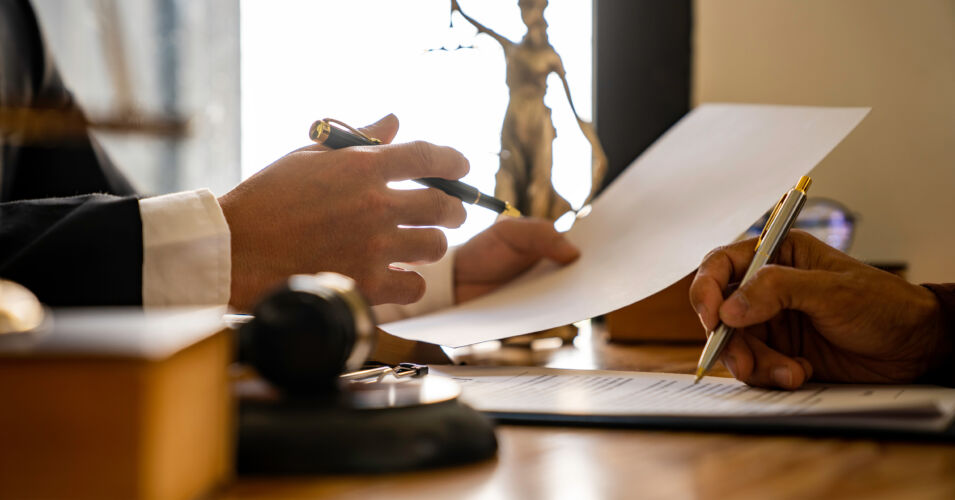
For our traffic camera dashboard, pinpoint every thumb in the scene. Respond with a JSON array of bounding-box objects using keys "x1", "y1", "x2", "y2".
[
  {"x1": 359, "y1": 113, "x2": 399, "y2": 145},
  {"x1": 497, "y1": 218, "x2": 580, "y2": 264},
  {"x1": 719, "y1": 265, "x2": 834, "y2": 328}
]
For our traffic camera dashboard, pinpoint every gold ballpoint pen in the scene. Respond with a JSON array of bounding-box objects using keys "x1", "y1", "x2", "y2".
[{"x1": 694, "y1": 175, "x2": 813, "y2": 384}]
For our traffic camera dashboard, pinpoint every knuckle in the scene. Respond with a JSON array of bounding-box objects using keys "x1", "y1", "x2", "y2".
[
  {"x1": 701, "y1": 245, "x2": 728, "y2": 265},
  {"x1": 365, "y1": 233, "x2": 390, "y2": 259},
  {"x1": 431, "y1": 190, "x2": 465, "y2": 227},
  {"x1": 788, "y1": 229, "x2": 812, "y2": 244},
  {"x1": 360, "y1": 189, "x2": 394, "y2": 217},
  {"x1": 428, "y1": 189, "x2": 448, "y2": 218},
  {"x1": 341, "y1": 148, "x2": 371, "y2": 169},
  {"x1": 360, "y1": 272, "x2": 385, "y2": 301},
  {"x1": 755, "y1": 266, "x2": 784, "y2": 291},
  {"x1": 346, "y1": 149, "x2": 385, "y2": 180},
  {"x1": 411, "y1": 141, "x2": 434, "y2": 170}
]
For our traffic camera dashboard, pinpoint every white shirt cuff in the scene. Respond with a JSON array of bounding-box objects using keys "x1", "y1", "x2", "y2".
[
  {"x1": 372, "y1": 248, "x2": 456, "y2": 324},
  {"x1": 139, "y1": 189, "x2": 231, "y2": 307}
]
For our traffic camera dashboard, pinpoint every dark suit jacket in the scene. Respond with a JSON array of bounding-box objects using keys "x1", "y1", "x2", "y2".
[{"x1": 0, "y1": 0, "x2": 143, "y2": 305}]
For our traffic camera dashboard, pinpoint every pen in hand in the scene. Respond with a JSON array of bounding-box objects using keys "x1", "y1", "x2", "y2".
[
  {"x1": 309, "y1": 118, "x2": 521, "y2": 217},
  {"x1": 694, "y1": 175, "x2": 813, "y2": 384}
]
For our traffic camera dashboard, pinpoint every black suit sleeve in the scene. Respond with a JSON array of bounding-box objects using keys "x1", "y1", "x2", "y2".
[
  {"x1": 0, "y1": 195, "x2": 143, "y2": 306},
  {"x1": 0, "y1": 0, "x2": 144, "y2": 306}
]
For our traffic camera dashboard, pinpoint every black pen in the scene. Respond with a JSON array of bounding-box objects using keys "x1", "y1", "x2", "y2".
[{"x1": 309, "y1": 118, "x2": 521, "y2": 217}]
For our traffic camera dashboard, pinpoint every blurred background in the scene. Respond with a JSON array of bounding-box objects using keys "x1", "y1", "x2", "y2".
[{"x1": 31, "y1": 0, "x2": 955, "y2": 282}]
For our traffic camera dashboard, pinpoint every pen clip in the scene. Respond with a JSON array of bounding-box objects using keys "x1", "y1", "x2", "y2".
[
  {"x1": 323, "y1": 118, "x2": 382, "y2": 144},
  {"x1": 756, "y1": 192, "x2": 789, "y2": 251}
]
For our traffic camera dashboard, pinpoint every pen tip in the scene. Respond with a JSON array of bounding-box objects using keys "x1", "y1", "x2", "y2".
[{"x1": 693, "y1": 367, "x2": 705, "y2": 384}]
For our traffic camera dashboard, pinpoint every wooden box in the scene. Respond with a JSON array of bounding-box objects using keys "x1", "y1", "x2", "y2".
[
  {"x1": 605, "y1": 272, "x2": 705, "y2": 343},
  {"x1": 0, "y1": 308, "x2": 232, "y2": 500}
]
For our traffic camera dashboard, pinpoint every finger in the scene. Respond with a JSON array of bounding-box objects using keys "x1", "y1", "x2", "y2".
[
  {"x1": 690, "y1": 239, "x2": 758, "y2": 332},
  {"x1": 358, "y1": 113, "x2": 399, "y2": 145},
  {"x1": 390, "y1": 188, "x2": 467, "y2": 228},
  {"x1": 719, "y1": 265, "x2": 837, "y2": 329},
  {"x1": 795, "y1": 356, "x2": 814, "y2": 381},
  {"x1": 299, "y1": 114, "x2": 400, "y2": 152},
  {"x1": 718, "y1": 333, "x2": 755, "y2": 380},
  {"x1": 363, "y1": 267, "x2": 427, "y2": 305},
  {"x1": 373, "y1": 141, "x2": 470, "y2": 182},
  {"x1": 388, "y1": 227, "x2": 449, "y2": 265},
  {"x1": 493, "y1": 218, "x2": 581, "y2": 264},
  {"x1": 738, "y1": 334, "x2": 810, "y2": 390}
]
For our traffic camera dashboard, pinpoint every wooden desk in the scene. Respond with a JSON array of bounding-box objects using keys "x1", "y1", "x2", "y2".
[{"x1": 224, "y1": 323, "x2": 955, "y2": 500}]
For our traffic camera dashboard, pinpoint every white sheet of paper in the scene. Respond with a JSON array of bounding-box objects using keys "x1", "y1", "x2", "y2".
[
  {"x1": 381, "y1": 104, "x2": 870, "y2": 347},
  {"x1": 432, "y1": 366, "x2": 955, "y2": 432}
]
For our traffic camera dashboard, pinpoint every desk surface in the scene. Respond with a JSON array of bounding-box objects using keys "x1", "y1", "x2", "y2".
[{"x1": 224, "y1": 323, "x2": 955, "y2": 500}]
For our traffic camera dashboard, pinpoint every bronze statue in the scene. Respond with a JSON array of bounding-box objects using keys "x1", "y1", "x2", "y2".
[{"x1": 451, "y1": 0, "x2": 607, "y2": 221}]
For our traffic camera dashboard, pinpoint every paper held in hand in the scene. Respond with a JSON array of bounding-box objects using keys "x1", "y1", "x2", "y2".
[{"x1": 381, "y1": 103, "x2": 870, "y2": 347}]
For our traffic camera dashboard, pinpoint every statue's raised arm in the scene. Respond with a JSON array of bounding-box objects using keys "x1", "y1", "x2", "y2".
[{"x1": 451, "y1": 0, "x2": 515, "y2": 50}]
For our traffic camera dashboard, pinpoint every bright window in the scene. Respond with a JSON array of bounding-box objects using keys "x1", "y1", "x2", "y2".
[{"x1": 241, "y1": 0, "x2": 593, "y2": 244}]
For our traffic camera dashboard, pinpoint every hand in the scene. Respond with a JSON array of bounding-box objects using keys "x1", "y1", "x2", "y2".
[
  {"x1": 689, "y1": 230, "x2": 948, "y2": 390},
  {"x1": 219, "y1": 114, "x2": 468, "y2": 310},
  {"x1": 453, "y1": 217, "x2": 580, "y2": 303}
]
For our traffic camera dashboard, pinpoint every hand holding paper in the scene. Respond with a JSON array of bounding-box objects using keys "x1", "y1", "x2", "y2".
[{"x1": 382, "y1": 104, "x2": 870, "y2": 347}]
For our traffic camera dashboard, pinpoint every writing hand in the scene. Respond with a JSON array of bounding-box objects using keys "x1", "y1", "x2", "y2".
[
  {"x1": 453, "y1": 217, "x2": 579, "y2": 303},
  {"x1": 689, "y1": 230, "x2": 948, "y2": 389},
  {"x1": 220, "y1": 114, "x2": 468, "y2": 310}
]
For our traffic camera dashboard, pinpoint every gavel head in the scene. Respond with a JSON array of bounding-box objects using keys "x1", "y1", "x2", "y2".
[{"x1": 238, "y1": 273, "x2": 376, "y2": 395}]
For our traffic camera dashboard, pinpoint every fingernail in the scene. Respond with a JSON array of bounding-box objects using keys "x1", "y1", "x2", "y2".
[
  {"x1": 772, "y1": 366, "x2": 792, "y2": 387},
  {"x1": 723, "y1": 292, "x2": 749, "y2": 318},
  {"x1": 724, "y1": 355, "x2": 738, "y2": 378},
  {"x1": 696, "y1": 310, "x2": 709, "y2": 333}
]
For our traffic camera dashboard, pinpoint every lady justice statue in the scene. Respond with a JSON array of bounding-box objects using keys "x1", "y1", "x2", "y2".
[{"x1": 451, "y1": 0, "x2": 607, "y2": 221}]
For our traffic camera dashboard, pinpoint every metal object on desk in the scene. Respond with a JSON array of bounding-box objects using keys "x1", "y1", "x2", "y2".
[
  {"x1": 237, "y1": 272, "x2": 376, "y2": 394},
  {"x1": 234, "y1": 273, "x2": 496, "y2": 475}
]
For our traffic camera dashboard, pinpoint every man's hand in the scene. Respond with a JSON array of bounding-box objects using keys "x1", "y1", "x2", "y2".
[
  {"x1": 690, "y1": 230, "x2": 948, "y2": 390},
  {"x1": 219, "y1": 114, "x2": 468, "y2": 310},
  {"x1": 453, "y1": 217, "x2": 580, "y2": 303}
]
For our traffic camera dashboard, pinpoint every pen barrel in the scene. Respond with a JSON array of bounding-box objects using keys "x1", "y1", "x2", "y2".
[
  {"x1": 322, "y1": 126, "x2": 377, "y2": 149},
  {"x1": 417, "y1": 177, "x2": 481, "y2": 205},
  {"x1": 742, "y1": 190, "x2": 807, "y2": 284}
]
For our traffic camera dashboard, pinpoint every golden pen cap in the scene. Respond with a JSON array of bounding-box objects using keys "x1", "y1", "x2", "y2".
[{"x1": 309, "y1": 119, "x2": 331, "y2": 143}]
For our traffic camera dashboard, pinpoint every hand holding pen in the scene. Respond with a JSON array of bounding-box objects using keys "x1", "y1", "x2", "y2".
[
  {"x1": 219, "y1": 114, "x2": 468, "y2": 309},
  {"x1": 689, "y1": 227, "x2": 950, "y2": 390},
  {"x1": 694, "y1": 176, "x2": 812, "y2": 384}
]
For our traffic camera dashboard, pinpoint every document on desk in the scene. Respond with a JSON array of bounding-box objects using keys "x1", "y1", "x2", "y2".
[
  {"x1": 381, "y1": 104, "x2": 870, "y2": 347},
  {"x1": 431, "y1": 366, "x2": 955, "y2": 434}
]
